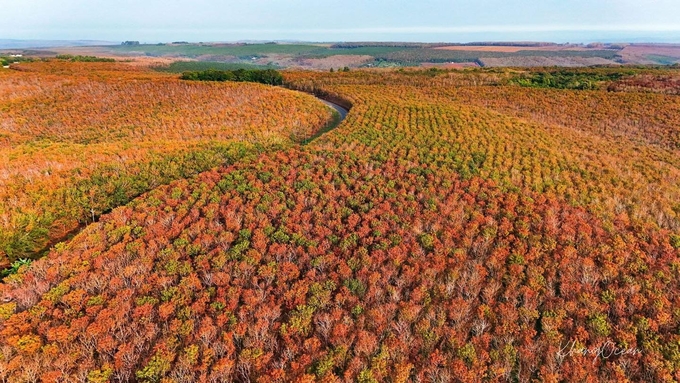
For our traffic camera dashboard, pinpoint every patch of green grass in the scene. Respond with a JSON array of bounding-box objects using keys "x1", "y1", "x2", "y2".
[{"x1": 1, "y1": 258, "x2": 32, "y2": 279}]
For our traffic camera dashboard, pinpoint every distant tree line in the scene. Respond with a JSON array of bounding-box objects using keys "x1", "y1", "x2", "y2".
[
  {"x1": 121, "y1": 41, "x2": 140, "y2": 46},
  {"x1": 56, "y1": 55, "x2": 116, "y2": 63},
  {"x1": 180, "y1": 69, "x2": 284, "y2": 85}
]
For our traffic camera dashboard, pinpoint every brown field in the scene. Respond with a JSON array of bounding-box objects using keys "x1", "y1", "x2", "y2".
[
  {"x1": 622, "y1": 44, "x2": 680, "y2": 57},
  {"x1": 619, "y1": 44, "x2": 680, "y2": 64}
]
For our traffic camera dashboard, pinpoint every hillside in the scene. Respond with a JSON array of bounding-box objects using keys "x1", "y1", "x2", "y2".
[{"x1": 0, "y1": 63, "x2": 679, "y2": 382}]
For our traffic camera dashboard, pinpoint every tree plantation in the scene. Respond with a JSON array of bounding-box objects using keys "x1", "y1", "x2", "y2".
[
  {"x1": 0, "y1": 62, "x2": 332, "y2": 265},
  {"x1": 0, "y1": 61, "x2": 678, "y2": 382}
]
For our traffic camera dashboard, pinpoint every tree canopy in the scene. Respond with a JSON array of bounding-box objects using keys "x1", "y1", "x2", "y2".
[{"x1": 180, "y1": 69, "x2": 284, "y2": 85}]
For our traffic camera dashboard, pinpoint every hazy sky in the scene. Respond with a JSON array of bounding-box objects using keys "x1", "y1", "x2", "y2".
[{"x1": 3, "y1": 0, "x2": 680, "y2": 43}]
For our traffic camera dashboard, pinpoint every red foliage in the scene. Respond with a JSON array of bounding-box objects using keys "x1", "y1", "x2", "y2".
[{"x1": 0, "y1": 66, "x2": 678, "y2": 381}]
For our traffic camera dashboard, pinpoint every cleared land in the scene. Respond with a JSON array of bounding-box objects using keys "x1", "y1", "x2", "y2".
[{"x1": 619, "y1": 44, "x2": 680, "y2": 65}]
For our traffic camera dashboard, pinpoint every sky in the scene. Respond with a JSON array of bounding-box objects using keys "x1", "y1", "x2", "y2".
[{"x1": 2, "y1": 0, "x2": 680, "y2": 43}]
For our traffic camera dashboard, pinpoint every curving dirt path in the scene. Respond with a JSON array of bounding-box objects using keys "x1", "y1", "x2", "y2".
[
  {"x1": 298, "y1": 96, "x2": 349, "y2": 144},
  {"x1": 317, "y1": 98, "x2": 349, "y2": 121}
]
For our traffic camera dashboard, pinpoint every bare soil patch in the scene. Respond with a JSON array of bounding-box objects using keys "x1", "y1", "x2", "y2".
[{"x1": 621, "y1": 44, "x2": 680, "y2": 58}]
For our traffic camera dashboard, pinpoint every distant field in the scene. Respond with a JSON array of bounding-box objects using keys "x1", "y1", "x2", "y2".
[
  {"x1": 645, "y1": 55, "x2": 680, "y2": 65},
  {"x1": 618, "y1": 44, "x2": 680, "y2": 65},
  {"x1": 375, "y1": 48, "x2": 621, "y2": 65},
  {"x1": 21, "y1": 42, "x2": 680, "y2": 68},
  {"x1": 434, "y1": 45, "x2": 604, "y2": 52},
  {"x1": 111, "y1": 43, "x2": 620, "y2": 61},
  {"x1": 322, "y1": 46, "x2": 415, "y2": 56},
  {"x1": 622, "y1": 44, "x2": 680, "y2": 58},
  {"x1": 112, "y1": 44, "x2": 416, "y2": 59}
]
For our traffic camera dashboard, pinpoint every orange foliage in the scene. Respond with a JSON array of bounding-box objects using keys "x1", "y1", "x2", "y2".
[
  {"x1": 0, "y1": 65, "x2": 678, "y2": 381},
  {"x1": 0, "y1": 62, "x2": 333, "y2": 264}
]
